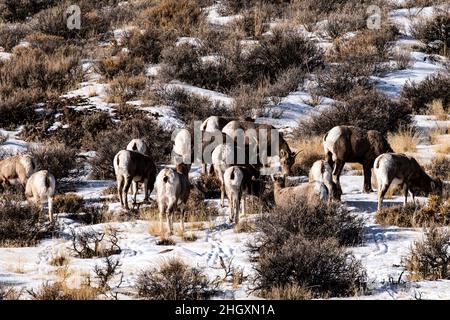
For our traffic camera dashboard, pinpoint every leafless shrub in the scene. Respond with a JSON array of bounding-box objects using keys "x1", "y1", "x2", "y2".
[
  {"x1": 401, "y1": 73, "x2": 450, "y2": 113},
  {"x1": 427, "y1": 156, "x2": 450, "y2": 181},
  {"x1": 93, "y1": 256, "x2": 123, "y2": 297},
  {"x1": 297, "y1": 88, "x2": 411, "y2": 136},
  {"x1": 153, "y1": 87, "x2": 232, "y2": 127},
  {"x1": 411, "y1": 10, "x2": 450, "y2": 56},
  {"x1": 393, "y1": 49, "x2": 412, "y2": 70},
  {"x1": 0, "y1": 284, "x2": 21, "y2": 300},
  {"x1": 53, "y1": 193, "x2": 85, "y2": 214},
  {"x1": 259, "y1": 197, "x2": 365, "y2": 246},
  {"x1": 70, "y1": 227, "x2": 121, "y2": 259},
  {"x1": 375, "y1": 196, "x2": 450, "y2": 228},
  {"x1": 136, "y1": 257, "x2": 218, "y2": 299},
  {"x1": 29, "y1": 143, "x2": 77, "y2": 181},
  {"x1": 403, "y1": 227, "x2": 450, "y2": 280},
  {"x1": 90, "y1": 118, "x2": 171, "y2": 179},
  {"x1": 24, "y1": 32, "x2": 65, "y2": 54},
  {"x1": 137, "y1": 0, "x2": 205, "y2": 35},
  {"x1": 0, "y1": 200, "x2": 49, "y2": 247},
  {"x1": 107, "y1": 75, "x2": 148, "y2": 103},
  {"x1": 0, "y1": 0, "x2": 57, "y2": 22},
  {"x1": 96, "y1": 53, "x2": 146, "y2": 80},
  {"x1": 0, "y1": 23, "x2": 30, "y2": 51},
  {"x1": 250, "y1": 234, "x2": 366, "y2": 298}
]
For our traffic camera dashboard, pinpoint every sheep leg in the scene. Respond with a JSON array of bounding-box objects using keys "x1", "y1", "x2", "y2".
[
  {"x1": 332, "y1": 159, "x2": 345, "y2": 193},
  {"x1": 117, "y1": 176, "x2": 125, "y2": 208},
  {"x1": 363, "y1": 163, "x2": 374, "y2": 193},
  {"x1": 166, "y1": 201, "x2": 176, "y2": 235},
  {"x1": 158, "y1": 202, "x2": 165, "y2": 235},
  {"x1": 123, "y1": 177, "x2": 133, "y2": 210},
  {"x1": 132, "y1": 181, "x2": 138, "y2": 205},
  {"x1": 48, "y1": 196, "x2": 54, "y2": 222},
  {"x1": 220, "y1": 182, "x2": 225, "y2": 208},
  {"x1": 403, "y1": 183, "x2": 408, "y2": 206},
  {"x1": 377, "y1": 181, "x2": 390, "y2": 211},
  {"x1": 143, "y1": 179, "x2": 149, "y2": 203},
  {"x1": 180, "y1": 204, "x2": 185, "y2": 235}
]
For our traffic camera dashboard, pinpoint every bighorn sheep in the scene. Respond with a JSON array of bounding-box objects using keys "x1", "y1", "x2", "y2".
[
  {"x1": 222, "y1": 121, "x2": 299, "y2": 176},
  {"x1": 126, "y1": 139, "x2": 148, "y2": 155},
  {"x1": 323, "y1": 125, "x2": 392, "y2": 194},
  {"x1": 224, "y1": 165, "x2": 262, "y2": 223},
  {"x1": 374, "y1": 153, "x2": 443, "y2": 211},
  {"x1": 113, "y1": 150, "x2": 157, "y2": 210},
  {"x1": 155, "y1": 163, "x2": 191, "y2": 235},
  {"x1": 211, "y1": 141, "x2": 261, "y2": 207},
  {"x1": 126, "y1": 138, "x2": 149, "y2": 199},
  {"x1": 172, "y1": 129, "x2": 193, "y2": 172},
  {"x1": 25, "y1": 170, "x2": 56, "y2": 221},
  {"x1": 273, "y1": 175, "x2": 328, "y2": 207},
  {"x1": 0, "y1": 154, "x2": 36, "y2": 189},
  {"x1": 309, "y1": 160, "x2": 341, "y2": 201}
]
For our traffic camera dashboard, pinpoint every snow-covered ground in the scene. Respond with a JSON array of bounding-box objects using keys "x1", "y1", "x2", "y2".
[{"x1": 0, "y1": 2, "x2": 449, "y2": 300}]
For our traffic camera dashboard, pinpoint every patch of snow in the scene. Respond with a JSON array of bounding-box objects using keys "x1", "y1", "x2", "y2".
[
  {"x1": 205, "y1": 4, "x2": 242, "y2": 26},
  {"x1": 176, "y1": 37, "x2": 202, "y2": 47}
]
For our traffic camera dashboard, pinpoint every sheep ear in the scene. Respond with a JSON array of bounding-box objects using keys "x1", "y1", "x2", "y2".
[{"x1": 280, "y1": 150, "x2": 286, "y2": 157}]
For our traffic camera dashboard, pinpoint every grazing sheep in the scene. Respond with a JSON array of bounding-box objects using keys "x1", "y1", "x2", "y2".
[
  {"x1": 126, "y1": 138, "x2": 150, "y2": 198},
  {"x1": 374, "y1": 153, "x2": 443, "y2": 211},
  {"x1": 0, "y1": 154, "x2": 36, "y2": 189},
  {"x1": 273, "y1": 175, "x2": 328, "y2": 207},
  {"x1": 25, "y1": 170, "x2": 56, "y2": 221},
  {"x1": 323, "y1": 125, "x2": 392, "y2": 194},
  {"x1": 155, "y1": 164, "x2": 191, "y2": 236},
  {"x1": 172, "y1": 129, "x2": 193, "y2": 172},
  {"x1": 224, "y1": 165, "x2": 262, "y2": 223},
  {"x1": 113, "y1": 150, "x2": 157, "y2": 210},
  {"x1": 126, "y1": 138, "x2": 148, "y2": 155},
  {"x1": 309, "y1": 160, "x2": 341, "y2": 201},
  {"x1": 222, "y1": 121, "x2": 299, "y2": 176}
]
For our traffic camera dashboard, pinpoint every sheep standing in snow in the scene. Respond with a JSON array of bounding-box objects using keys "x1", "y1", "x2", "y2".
[
  {"x1": 155, "y1": 163, "x2": 191, "y2": 235},
  {"x1": 273, "y1": 175, "x2": 328, "y2": 207},
  {"x1": 0, "y1": 154, "x2": 36, "y2": 190},
  {"x1": 224, "y1": 165, "x2": 261, "y2": 224},
  {"x1": 172, "y1": 129, "x2": 193, "y2": 172},
  {"x1": 114, "y1": 150, "x2": 157, "y2": 210},
  {"x1": 323, "y1": 125, "x2": 392, "y2": 194},
  {"x1": 25, "y1": 170, "x2": 56, "y2": 221},
  {"x1": 374, "y1": 153, "x2": 442, "y2": 211},
  {"x1": 309, "y1": 159, "x2": 341, "y2": 201},
  {"x1": 126, "y1": 138, "x2": 150, "y2": 199}
]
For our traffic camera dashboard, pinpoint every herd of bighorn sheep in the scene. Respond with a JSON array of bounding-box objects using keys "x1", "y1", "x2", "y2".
[{"x1": 0, "y1": 115, "x2": 443, "y2": 235}]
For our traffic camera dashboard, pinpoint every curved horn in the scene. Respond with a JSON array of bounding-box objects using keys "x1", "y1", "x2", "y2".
[{"x1": 293, "y1": 150, "x2": 302, "y2": 158}]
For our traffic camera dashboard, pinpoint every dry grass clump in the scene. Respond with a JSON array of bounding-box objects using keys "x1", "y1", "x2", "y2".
[
  {"x1": 262, "y1": 283, "x2": 313, "y2": 300},
  {"x1": 136, "y1": 257, "x2": 218, "y2": 299},
  {"x1": 107, "y1": 75, "x2": 148, "y2": 103},
  {"x1": 138, "y1": 0, "x2": 205, "y2": 35},
  {"x1": 289, "y1": 136, "x2": 323, "y2": 176},
  {"x1": 387, "y1": 126, "x2": 420, "y2": 153},
  {"x1": 95, "y1": 53, "x2": 146, "y2": 80},
  {"x1": 375, "y1": 196, "x2": 450, "y2": 228},
  {"x1": 52, "y1": 193, "x2": 85, "y2": 214},
  {"x1": 427, "y1": 156, "x2": 450, "y2": 181},
  {"x1": 426, "y1": 99, "x2": 448, "y2": 121},
  {"x1": 403, "y1": 227, "x2": 450, "y2": 281}
]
